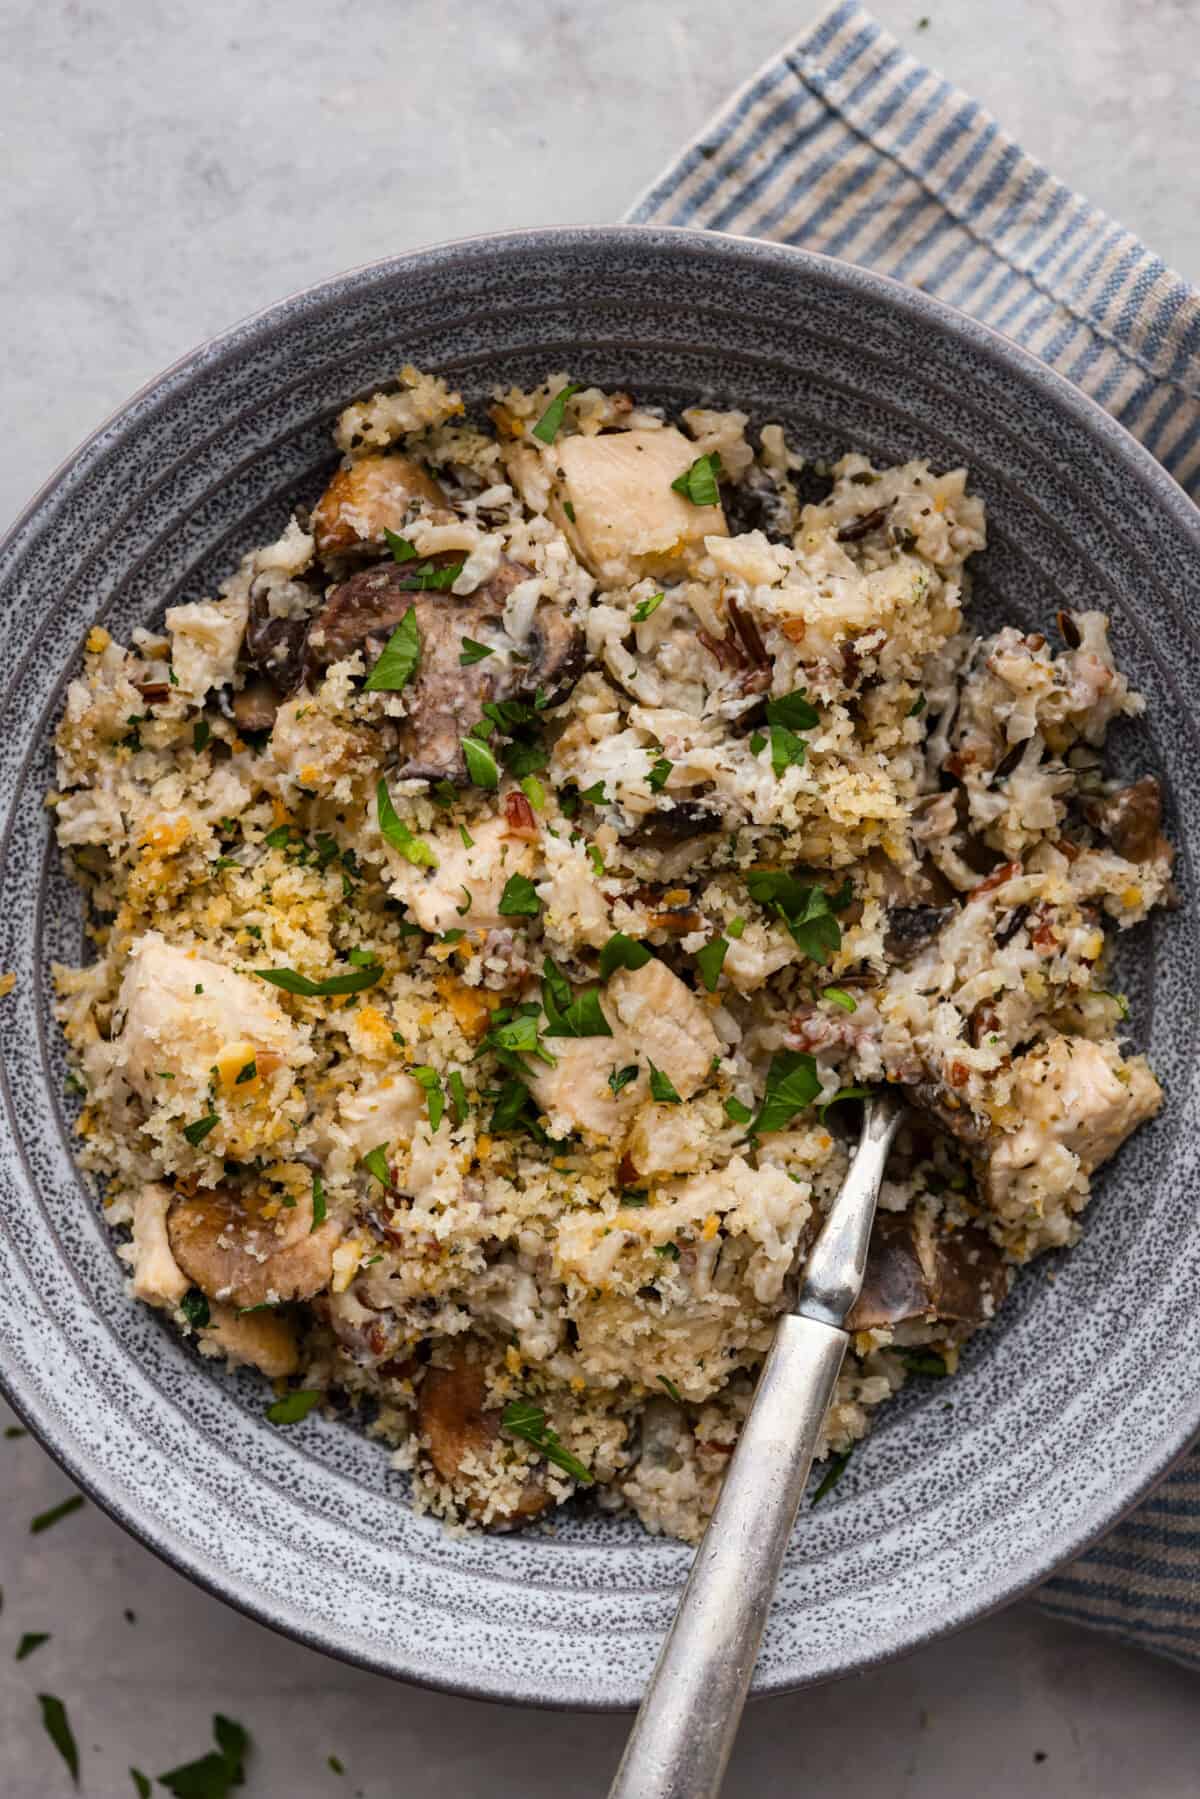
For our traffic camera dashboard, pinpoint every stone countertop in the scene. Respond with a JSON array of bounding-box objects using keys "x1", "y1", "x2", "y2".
[{"x1": 2, "y1": 1, "x2": 1198, "y2": 1792}]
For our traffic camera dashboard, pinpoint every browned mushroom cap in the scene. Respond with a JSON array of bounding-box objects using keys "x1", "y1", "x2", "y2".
[
  {"x1": 883, "y1": 904, "x2": 957, "y2": 962},
  {"x1": 312, "y1": 453, "x2": 448, "y2": 559},
  {"x1": 305, "y1": 560, "x2": 583, "y2": 782},
  {"x1": 845, "y1": 1212, "x2": 1008, "y2": 1337},
  {"x1": 418, "y1": 1350, "x2": 548, "y2": 1524},
  {"x1": 906, "y1": 1078, "x2": 990, "y2": 1150},
  {"x1": 1084, "y1": 776, "x2": 1172, "y2": 866},
  {"x1": 167, "y1": 1186, "x2": 339, "y2": 1310}
]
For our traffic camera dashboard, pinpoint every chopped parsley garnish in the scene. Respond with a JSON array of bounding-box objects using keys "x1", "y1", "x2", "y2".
[
  {"x1": 631, "y1": 591, "x2": 666, "y2": 623},
  {"x1": 37, "y1": 1694, "x2": 79, "y2": 1785},
  {"x1": 438, "y1": 928, "x2": 466, "y2": 944},
  {"x1": 647, "y1": 756, "x2": 672, "y2": 793},
  {"x1": 254, "y1": 963, "x2": 382, "y2": 997},
  {"x1": 383, "y1": 530, "x2": 418, "y2": 561},
  {"x1": 193, "y1": 719, "x2": 211, "y2": 753},
  {"x1": 908, "y1": 692, "x2": 927, "y2": 718},
  {"x1": 817, "y1": 1084, "x2": 873, "y2": 1122},
  {"x1": 234, "y1": 1058, "x2": 257, "y2": 1085},
  {"x1": 447, "y1": 1070, "x2": 468, "y2": 1125},
  {"x1": 311, "y1": 1174, "x2": 327, "y2": 1230},
  {"x1": 751, "y1": 1051, "x2": 820, "y2": 1134},
  {"x1": 580, "y1": 780, "x2": 608, "y2": 805},
  {"x1": 822, "y1": 986, "x2": 857, "y2": 1012},
  {"x1": 180, "y1": 1289, "x2": 210, "y2": 1329},
  {"x1": 724, "y1": 1096, "x2": 753, "y2": 1126},
  {"x1": 458, "y1": 823, "x2": 475, "y2": 850},
  {"x1": 498, "y1": 872, "x2": 540, "y2": 917},
  {"x1": 587, "y1": 844, "x2": 605, "y2": 877},
  {"x1": 411, "y1": 1065, "x2": 445, "y2": 1131},
  {"x1": 376, "y1": 779, "x2": 438, "y2": 868},
  {"x1": 132, "y1": 1773, "x2": 152, "y2": 1798},
  {"x1": 654, "y1": 1241, "x2": 681, "y2": 1260},
  {"x1": 31, "y1": 1494, "x2": 85, "y2": 1534},
  {"x1": 361, "y1": 1145, "x2": 392, "y2": 1187},
  {"x1": 5, "y1": 1425, "x2": 28, "y2": 1438},
  {"x1": 744, "y1": 869, "x2": 852, "y2": 964},
  {"x1": 542, "y1": 957, "x2": 612, "y2": 1039},
  {"x1": 456, "y1": 887, "x2": 473, "y2": 917},
  {"x1": 520, "y1": 774, "x2": 545, "y2": 810},
  {"x1": 657, "y1": 1375, "x2": 683, "y2": 1403},
  {"x1": 765, "y1": 690, "x2": 819, "y2": 732},
  {"x1": 562, "y1": 499, "x2": 576, "y2": 523},
  {"x1": 489, "y1": 1078, "x2": 544, "y2": 1137},
  {"x1": 501, "y1": 1399, "x2": 593, "y2": 1483},
  {"x1": 265, "y1": 1390, "x2": 322, "y2": 1426},
  {"x1": 894, "y1": 1348, "x2": 949, "y2": 1378},
  {"x1": 364, "y1": 609, "x2": 421, "y2": 693},
  {"x1": 727, "y1": 915, "x2": 746, "y2": 939},
  {"x1": 648, "y1": 1062, "x2": 682, "y2": 1105},
  {"x1": 16, "y1": 1632, "x2": 50, "y2": 1660},
  {"x1": 768, "y1": 724, "x2": 807, "y2": 777},
  {"x1": 608, "y1": 1063, "x2": 639, "y2": 1096},
  {"x1": 695, "y1": 937, "x2": 728, "y2": 992},
  {"x1": 183, "y1": 1112, "x2": 220, "y2": 1147},
  {"x1": 159, "y1": 1714, "x2": 249, "y2": 1799},
  {"x1": 462, "y1": 735, "x2": 500, "y2": 790},
  {"x1": 811, "y1": 1447, "x2": 851, "y2": 1506},
  {"x1": 530, "y1": 382, "x2": 582, "y2": 445},
  {"x1": 459, "y1": 637, "x2": 494, "y2": 666},
  {"x1": 749, "y1": 730, "x2": 766, "y2": 756},
  {"x1": 598, "y1": 932, "x2": 652, "y2": 979},
  {"x1": 670, "y1": 450, "x2": 722, "y2": 507}
]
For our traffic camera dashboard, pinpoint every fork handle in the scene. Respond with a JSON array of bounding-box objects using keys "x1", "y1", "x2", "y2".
[{"x1": 607, "y1": 1314, "x2": 847, "y2": 1799}]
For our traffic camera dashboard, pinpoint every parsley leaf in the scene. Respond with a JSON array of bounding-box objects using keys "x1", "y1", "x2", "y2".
[
  {"x1": 541, "y1": 957, "x2": 612, "y2": 1039},
  {"x1": 751, "y1": 1051, "x2": 820, "y2": 1134},
  {"x1": 765, "y1": 690, "x2": 819, "y2": 731},
  {"x1": 631, "y1": 591, "x2": 666, "y2": 623},
  {"x1": 17, "y1": 1632, "x2": 50, "y2": 1660},
  {"x1": 822, "y1": 986, "x2": 858, "y2": 1013},
  {"x1": 30, "y1": 1494, "x2": 85, "y2": 1534},
  {"x1": 376, "y1": 778, "x2": 437, "y2": 867},
  {"x1": 670, "y1": 451, "x2": 722, "y2": 506},
  {"x1": 383, "y1": 529, "x2": 418, "y2": 562},
  {"x1": 265, "y1": 1390, "x2": 322, "y2": 1426},
  {"x1": 459, "y1": 637, "x2": 494, "y2": 666},
  {"x1": 749, "y1": 730, "x2": 766, "y2": 756},
  {"x1": 908, "y1": 692, "x2": 927, "y2": 717},
  {"x1": 462, "y1": 735, "x2": 500, "y2": 789},
  {"x1": 501, "y1": 1399, "x2": 593, "y2": 1483},
  {"x1": 38, "y1": 1694, "x2": 79, "y2": 1785},
  {"x1": 410, "y1": 1065, "x2": 445, "y2": 1131},
  {"x1": 180, "y1": 1288, "x2": 210, "y2": 1329},
  {"x1": 894, "y1": 1348, "x2": 949, "y2": 1378},
  {"x1": 811, "y1": 1447, "x2": 851, "y2": 1506},
  {"x1": 364, "y1": 609, "x2": 421, "y2": 693},
  {"x1": 158, "y1": 1714, "x2": 250, "y2": 1799},
  {"x1": 489, "y1": 1078, "x2": 543, "y2": 1137},
  {"x1": 695, "y1": 937, "x2": 728, "y2": 992},
  {"x1": 254, "y1": 964, "x2": 382, "y2": 997},
  {"x1": 193, "y1": 719, "x2": 211, "y2": 753},
  {"x1": 657, "y1": 1375, "x2": 683, "y2": 1403},
  {"x1": 579, "y1": 780, "x2": 608, "y2": 805},
  {"x1": 361, "y1": 1144, "x2": 391, "y2": 1187},
  {"x1": 531, "y1": 382, "x2": 582, "y2": 444},
  {"x1": 598, "y1": 932, "x2": 652, "y2": 979},
  {"x1": 647, "y1": 756, "x2": 672, "y2": 793},
  {"x1": 182, "y1": 1113, "x2": 219, "y2": 1147},
  {"x1": 648, "y1": 1062, "x2": 682, "y2": 1105},
  {"x1": 498, "y1": 872, "x2": 540, "y2": 917},
  {"x1": 447, "y1": 1070, "x2": 468, "y2": 1125},
  {"x1": 311, "y1": 1174, "x2": 327, "y2": 1230},
  {"x1": 132, "y1": 1770, "x2": 152, "y2": 1797},
  {"x1": 724, "y1": 1096, "x2": 753, "y2": 1125},
  {"x1": 744, "y1": 869, "x2": 852, "y2": 964},
  {"x1": 608, "y1": 1063, "x2": 639, "y2": 1096},
  {"x1": 768, "y1": 724, "x2": 807, "y2": 776},
  {"x1": 817, "y1": 1084, "x2": 873, "y2": 1123}
]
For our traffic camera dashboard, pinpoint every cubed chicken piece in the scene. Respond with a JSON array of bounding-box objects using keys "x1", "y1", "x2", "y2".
[
  {"x1": 554, "y1": 427, "x2": 727, "y2": 590},
  {"x1": 131, "y1": 1182, "x2": 190, "y2": 1309},
  {"x1": 311, "y1": 453, "x2": 448, "y2": 558},
  {"x1": 384, "y1": 812, "x2": 537, "y2": 934},
  {"x1": 529, "y1": 1032, "x2": 643, "y2": 1143},
  {"x1": 984, "y1": 1037, "x2": 1161, "y2": 1225},
  {"x1": 114, "y1": 933, "x2": 301, "y2": 1104},
  {"x1": 337, "y1": 1073, "x2": 425, "y2": 1158},
  {"x1": 845, "y1": 1212, "x2": 1008, "y2": 1339},
  {"x1": 625, "y1": 1101, "x2": 709, "y2": 1178},
  {"x1": 198, "y1": 1302, "x2": 300, "y2": 1378},
  {"x1": 164, "y1": 593, "x2": 248, "y2": 702},
  {"x1": 607, "y1": 958, "x2": 720, "y2": 1100}
]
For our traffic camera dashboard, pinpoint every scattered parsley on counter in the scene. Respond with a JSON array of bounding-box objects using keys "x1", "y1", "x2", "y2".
[
  {"x1": 37, "y1": 1694, "x2": 79, "y2": 1785},
  {"x1": 158, "y1": 1713, "x2": 250, "y2": 1799},
  {"x1": 16, "y1": 1632, "x2": 50, "y2": 1661}
]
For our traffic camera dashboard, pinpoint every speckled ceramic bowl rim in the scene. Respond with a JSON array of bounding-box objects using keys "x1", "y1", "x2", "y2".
[{"x1": 2, "y1": 224, "x2": 1199, "y2": 1709}]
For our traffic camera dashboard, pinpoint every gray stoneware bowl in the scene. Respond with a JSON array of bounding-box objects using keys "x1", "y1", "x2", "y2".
[{"x1": 1, "y1": 226, "x2": 1198, "y2": 1709}]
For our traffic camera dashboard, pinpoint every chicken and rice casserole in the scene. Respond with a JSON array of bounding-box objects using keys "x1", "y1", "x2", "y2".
[{"x1": 49, "y1": 367, "x2": 1172, "y2": 1539}]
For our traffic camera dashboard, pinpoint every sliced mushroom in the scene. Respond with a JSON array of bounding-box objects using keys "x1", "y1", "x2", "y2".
[
  {"x1": 232, "y1": 676, "x2": 284, "y2": 734},
  {"x1": 1084, "y1": 776, "x2": 1171, "y2": 866},
  {"x1": 719, "y1": 465, "x2": 797, "y2": 542},
  {"x1": 622, "y1": 800, "x2": 724, "y2": 848},
  {"x1": 244, "y1": 578, "x2": 314, "y2": 691},
  {"x1": 305, "y1": 560, "x2": 583, "y2": 782},
  {"x1": 846, "y1": 1212, "x2": 1007, "y2": 1336},
  {"x1": 883, "y1": 904, "x2": 957, "y2": 962},
  {"x1": 167, "y1": 1185, "x2": 339, "y2": 1310},
  {"x1": 312, "y1": 452, "x2": 449, "y2": 559},
  {"x1": 418, "y1": 1349, "x2": 548, "y2": 1523}
]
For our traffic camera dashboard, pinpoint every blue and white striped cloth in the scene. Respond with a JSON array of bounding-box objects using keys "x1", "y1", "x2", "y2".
[{"x1": 628, "y1": 0, "x2": 1200, "y2": 1670}]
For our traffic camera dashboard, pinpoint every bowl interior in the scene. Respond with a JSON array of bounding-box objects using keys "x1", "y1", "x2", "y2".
[{"x1": 1, "y1": 227, "x2": 1198, "y2": 1707}]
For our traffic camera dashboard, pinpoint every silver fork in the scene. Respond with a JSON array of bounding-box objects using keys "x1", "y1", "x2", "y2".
[{"x1": 608, "y1": 1090, "x2": 904, "y2": 1799}]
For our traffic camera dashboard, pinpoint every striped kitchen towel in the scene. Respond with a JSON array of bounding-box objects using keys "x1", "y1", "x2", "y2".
[{"x1": 628, "y1": 1, "x2": 1200, "y2": 1670}]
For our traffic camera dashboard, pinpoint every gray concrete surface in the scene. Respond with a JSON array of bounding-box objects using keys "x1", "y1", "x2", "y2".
[{"x1": 2, "y1": 1, "x2": 1199, "y2": 1792}]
